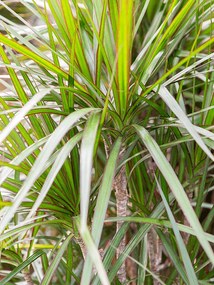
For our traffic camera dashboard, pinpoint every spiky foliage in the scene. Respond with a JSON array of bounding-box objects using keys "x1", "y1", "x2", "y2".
[{"x1": 0, "y1": 0, "x2": 214, "y2": 284}]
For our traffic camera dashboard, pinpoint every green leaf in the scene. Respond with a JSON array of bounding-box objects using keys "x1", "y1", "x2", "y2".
[
  {"x1": 0, "y1": 250, "x2": 44, "y2": 285},
  {"x1": 134, "y1": 125, "x2": 214, "y2": 265},
  {"x1": 78, "y1": 223, "x2": 110, "y2": 285},
  {"x1": 105, "y1": 216, "x2": 214, "y2": 244},
  {"x1": 117, "y1": 0, "x2": 133, "y2": 116},
  {"x1": 0, "y1": 33, "x2": 69, "y2": 79},
  {"x1": 157, "y1": 86, "x2": 214, "y2": 161},
  {"x1": 0, "y1": 88, "x2": 52, "y2": 145},
  {"x1": 80, "y1": 112, "x2": 100, "y2": 230},
  {"x1": 0, "y1": 108, "x2": 96, "y2": 234},
  {"x1": 81, "y1": 137, "x2": 122, "y2": 284},
  {"x1": 26, "y1": 132, "x2": 82, "y2": 219},
  {"x1": 41, "y1": 234, "x2": 73, "y2": 285},
  {"x1": 156, "y1": 177, "x2": 198, "y2": 285}
]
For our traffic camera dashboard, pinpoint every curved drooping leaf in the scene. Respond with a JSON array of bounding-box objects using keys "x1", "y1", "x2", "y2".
[
  {"x1": 41, "y1": 234, "x2": 73, "y2": 285},
  {"x1": 134, "y1": 125, "x2": 214, "y2": 265},
  {"x1": 157, "y1": 86, "x2": 214, "y2": 161},
  {"x1": 0, "y1": 250, "x2": 44, "y2": 285},
  {"x1": 156, "y1": 177, "x2": 198, "y2": 285},
  {"x1": 0, "y1": 108, "x2": 97, "y2": 234},
  {"x1": 26, "y1": 132, "x2": 82, "y2": 219}
]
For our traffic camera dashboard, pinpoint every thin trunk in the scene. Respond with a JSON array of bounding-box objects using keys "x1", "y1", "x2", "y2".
[
  {"x1": 104, "y1": 139, "x2": 128, "y2": 282},
  {"x1": 147, "y1": 228, "x2": 163, "y2": 285},
  {"x1": 76, "y1": 237, "x2": 104, "y2": 275},
  {"x1": 115, "y1": 163, "x2": 128, "y2": 283},
  {"x1": 76, "y1": 237, "x2": 87, "y2": 259},
  {"x1": 23, "y1": 270, "x2": 34, "y2": 285}
]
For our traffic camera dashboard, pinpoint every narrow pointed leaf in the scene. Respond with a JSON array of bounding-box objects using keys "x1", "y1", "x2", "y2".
[
  {"x1": 80, "y1": 112, "x2": 100, "y2": 230},
  {"x1": 0, "y1": 33, "x2": 68, "y2": 79},
  {"x1": 0, "y1": 108, "x2": 96, "y2": 234},
  {"x1": 0, "y1": 250, "x2": 44, "y2": 285},
  {"x1": 0, "y1": 89, "x2": 51, "y2": 145},
  {"x1": 81, "y1": 137, "x2": 122, "y2": 284},
  {"x1": 117, "y1": 0, "x2": 133, "y2": 116},
  {"x1": 134, "y1": 125, "x2": 214, "y2": 265},
  {"x1": 41, "y1": 234, "x2": 73, "y2": 285},
  {"x1": 156, "y1": 177, "x2": 198, "y2": 285},
  {"x1": 158, "y1": 86, "x2": 214, "y2": 161},
  {"x1": 79, "y1": 224, "x2": 110, "y2": 285},
  {"x1": 27, "y1": 133, "x2": 82, "y2": 219}
]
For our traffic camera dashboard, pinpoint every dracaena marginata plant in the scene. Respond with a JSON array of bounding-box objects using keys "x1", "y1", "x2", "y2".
[{"x1": 0, "y1": 0, "x2": 214, "y2": 284}]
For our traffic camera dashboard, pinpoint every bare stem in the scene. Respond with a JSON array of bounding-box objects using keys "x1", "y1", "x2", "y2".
[
  {"x1": 76, "y1": 237, "x2": 87, "y2": 259},
  {"x1": 114, "y1": 162, "x2": 128, "y2": 283},
  {"x1": 147, "y1": 228, "x2": 163, "y2": 285},
  {"x1": 76, "y1": 237, "x2": 104, "y2": 275},
  {"x1": 23, "y1": 270, "x2": 34, "y2": 285}
]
